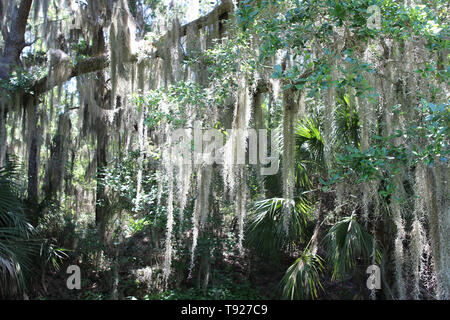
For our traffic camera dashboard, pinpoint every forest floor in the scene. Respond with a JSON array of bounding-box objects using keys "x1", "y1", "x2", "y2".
[
  {"x1": 25, "y1": 224, "x2": 363, "y2": 300},
  {"x1": 27, "y1": 249, "x2": 362, "y2": 300}
]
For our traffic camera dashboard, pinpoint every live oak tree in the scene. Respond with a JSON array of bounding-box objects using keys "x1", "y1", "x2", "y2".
[{"x1": 0, "y1": 0, "x2": 448, "y2": 300}]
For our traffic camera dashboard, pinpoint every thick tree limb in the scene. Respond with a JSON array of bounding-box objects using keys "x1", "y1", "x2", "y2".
[
  {"x1": 1, "y1": 0, "x2": 235, "y2": 95},
  {"x1": 180, "y1": 0, "x2": 233, "y2": 36},
  {"x1": 31, "y1": 54, "x2": 110, "y2": 94},
  {"x1": 0, "y1": 0, "x2": 33, "y2": 79}
]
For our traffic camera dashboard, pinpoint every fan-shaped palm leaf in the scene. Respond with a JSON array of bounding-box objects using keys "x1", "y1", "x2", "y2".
[
  {"x1": 295, "y1": 116, "x2": 325, "y2": 188},
  {"x1": 323, "y1": 214, "x2": 375, "y2": 280},
  {"x1": 334, "y1": 94, "x2": 360, "y2": 148},
  {"x1": 282, "y1": 249, "x2": 324, "y2": 300},
  {"x1": 0, "y1": 163, "x2": 36, "y2": 297},
  {"x1": 246, "y1": 197, "x2": 311, "y2": 257}
]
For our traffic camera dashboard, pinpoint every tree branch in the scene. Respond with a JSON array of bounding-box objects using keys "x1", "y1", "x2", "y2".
[
  {"x1": 180, "y1": 0, "x2": 233, "y2": 36},
  {"x1": 31, "y1": 54, "x2": 110, "y2": 95},
  {"x1": 0, "y1": 0, "x2": 33, "y2": 78},
  {"x1": 2, "y1": 0, "x2": 236, "y2": 95}
]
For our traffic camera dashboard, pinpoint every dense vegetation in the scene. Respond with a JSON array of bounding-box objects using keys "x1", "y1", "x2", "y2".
[{"x1": 0, "y1": 0, "x2": 448, "y2": 300}]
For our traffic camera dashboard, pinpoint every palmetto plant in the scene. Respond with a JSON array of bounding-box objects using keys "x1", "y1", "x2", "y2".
[
  {"x1": 295, "y1": 116, "x2": 325, "y2": 188},
  {"x1": 323, "y1": 214, "x2": 376, "y2": 280},
  {"x1": 282, "y1": 249, "x2": 324, "y2": 300},
  {"x1": 280, "y1": 113, "x2": 377, "y2": 299},
  {"x1": 252, "y1": 113, "x2": 375, "y2": 299},
  {"x1": 334, "y1": 93, "x2": 360, "y2": 149},
  {"x1": 296, "y1": 117, "x2": 324, "y2": 166},
  {"x1": 0, "y1": 162, "x2": 35, "y2": 297},
  {"x1": 250, "y1": 116, "x2": 327, "y2": 298},
  {"x1": 246, "y1": 197, "x2": 311, "y2": 257},
  {"x1": 271, "y1": 117, "x2": 325, "y2": 187}
]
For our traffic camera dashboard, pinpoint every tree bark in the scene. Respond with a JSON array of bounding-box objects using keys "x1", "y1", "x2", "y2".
[
  {"x1": 0, "y1": 0, "x2": 235, "y2": 97},
  {"x1": 92, "y1": 27, "x2": 110, "y2": 242},
  {"x1": 0, "y1": 0, "x2": 33, "y2": 79},
  {"x1": 43, "y1": 112, "x2": 71, "y2": 202},
  {"x1": 0, "y1": 104, "x2": 7, "y2": 168},
  {"x1": 95, "y1": 117, "x2": 108, "y2": 231},
  {"x1": 26, "y1": 98, "x2": 41, "y2": 224}
]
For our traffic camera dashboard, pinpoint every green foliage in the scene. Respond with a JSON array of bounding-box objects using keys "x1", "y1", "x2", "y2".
[
  {"x1": 38, "y1": 240, "x2": 69, "y2": 272},
  {"x1": 127, "y1": 216, "x2": 152, "y2": 234},
  {"x1": 0, "y1": 67, "x2": 47, "y2": 94},
  {"x1": 101, "y1": 151, "x2": 158, "y2": 213},
  {"x1": 0, "y1": 0, "x2": 446, "y2": 300},
  {"x1": 135, "y1": 81, "x2": 208, "y2": 129},
  {"x1": 246, "y1": 197, "x2": 311, "y2": 257},
  {"x1": 79, "y1": 290, "x2": 107, "y2": 300},
  {"x1": 200, "y1": 30, "x2": 257, "y2": 102},
  {"x1": 145, "y1": 271, "x2": 263, "y2": 300},
  {"x1": 70, "y1": 40, "x2": 90, "y2": 62},
  {"x1": 0, "y1": 163, "x2": 36, "y2": 297},
  {"x1": 323, "y1": 101, "x2": 449, "y2": 197},
  {"x1": 295, "y1": 116, "x2": 325, "y2": 187},
  {"x1": 381, "y1": 0, "x2": 448, "y2": 41},
  {"x1": 282, "y1": 249, "x2": 324, "y2": 300},
  {"x1": 331, "y1": 143, "x2": 408, "y2": 197},
  {"x1": 324, "y1": 214, "x2": 377, "y2": 280},
  {"x1": 334, "y1": 94, "x2": 360, "y2": 148},
  {"x1": 409, "y1": 100, "x2": 449, "y2": 165},
  {"x1": 34, "y1": 204, "x2": 72, "y2": 273}
]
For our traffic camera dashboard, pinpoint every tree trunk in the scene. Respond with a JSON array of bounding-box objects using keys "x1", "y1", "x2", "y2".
[
  {"x1": 95, "y1": 117, "x2": 108, "y2": 238},
  {"x1": 26, "y1": 99, "x2": 41, "y2": 224},
  {"x1": 0, "y1": 104, "x2": 7, "y2": 168},
  {"x1": 43, "y1": 112, "x2": 71, "y2": 202},
  {"x1": 0, "y1": 0, "x2": 33, "y2": 79}
]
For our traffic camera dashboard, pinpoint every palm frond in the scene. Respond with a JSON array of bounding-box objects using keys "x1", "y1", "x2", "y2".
[
  {"x1": 334, "y1": 94, "x2": 360, "y2": 148},
  {"x1": 323, "y1": 214, "x2": 375, "y2": 280},
  {"x1": 295, "y1": 116, "x2": 325, "y2": 187},
  {"x1": 0, "y1": 163, "x2": 36, "y2": 297},
  {"x1": 282, "y1": 249, "x2": 324, "y2": 300},
  {"x1": 39, "y1": 240, "x2": 70, "y2": 271},
  {"x1": 245, "y1": 197, "x2": 311, "y2": 257}
]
